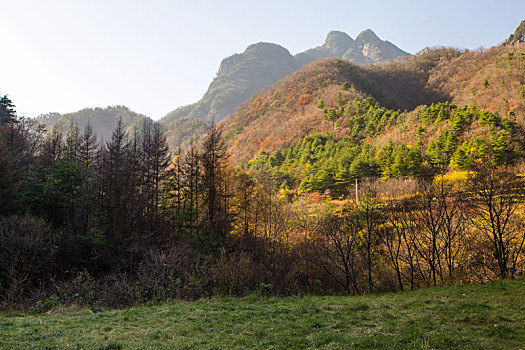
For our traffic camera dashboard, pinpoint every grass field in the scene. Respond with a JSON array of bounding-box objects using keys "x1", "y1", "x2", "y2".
[{"x1": 1, "y1": 280, "x2": 524, "y2": 349}]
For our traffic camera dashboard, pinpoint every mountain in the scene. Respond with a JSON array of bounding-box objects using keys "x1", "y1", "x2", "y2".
[
  {"x1": 295, "y1": 29, "x2": 410, "y2": 66},
  {"x1": 219, "y1": 42, "x2": 525, "y2": 176},
  {"x1": 37, "y1": 106, "x2": 152, "y2": 142},
  {"x1": 162, "y1": 43, "x2": 299, "y2": 126},
  {"x1": 160, "y1": 29, "x2": 410, "y2": 150}
]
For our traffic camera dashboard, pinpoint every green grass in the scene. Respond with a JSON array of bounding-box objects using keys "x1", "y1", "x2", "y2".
[{"x1": 1, "y1": 280, "x2": 524, "y2": 349}]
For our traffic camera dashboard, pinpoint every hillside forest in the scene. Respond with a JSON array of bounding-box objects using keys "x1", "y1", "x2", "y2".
[{"x1": 1, "y1": 38, "x2": 525, "y2": 309}]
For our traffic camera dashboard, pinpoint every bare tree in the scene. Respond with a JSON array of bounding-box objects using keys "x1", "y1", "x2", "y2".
[
  {"x1": 313, "y1": 211, "x2": 361, "y2": 294},
  {"x1": 356, "y1": 189, "x2": 380, "y2": 293},
  {"x1": 413, "y1": 179, "x2": 446, "y2": 286},
  {"x1": 465, "y1": 165, "x2": 525, "y2": 279}
]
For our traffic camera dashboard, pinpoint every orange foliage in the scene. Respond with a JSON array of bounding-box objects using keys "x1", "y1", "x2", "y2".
[
  {"x1": 251, "y1": 97, "x2": 265, "y2": 111},
  {"x1": 297, "y1": 93, "x2": 313, "y2": 105},
  {"x1": 258, "y1": 139, "x2": 271, "y2": 154}
]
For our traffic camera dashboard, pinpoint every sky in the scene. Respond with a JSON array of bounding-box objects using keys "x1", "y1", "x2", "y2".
[{"x1": 0, "y1": 0, "x2": 523, "y2": 120}]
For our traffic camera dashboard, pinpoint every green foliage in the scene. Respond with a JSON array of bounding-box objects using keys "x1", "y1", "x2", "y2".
[
  {"x1": 380, "y1": 143, "x2": 422, "y2": 179},
  {"x1": 0, "y1": 95, "x2": 16, "y2": 124},
  {"x1": 346, "y1": 97, "x2": 401, "y2": 139},
  {"x1": 418, "y1": 102, "x2": 455, "y2": 123},
  {"x1": 258, "y1": 282, "x2": 274, "y2": 297},
  {"x1": 424, "y1": 104, "x2": 518, "y2": 170},
  {"x1": 336, "y1": 92, "x2": 346, "y2": 107},
  {"x1": 249, "y1": 134, "x2": 381, "y2": 195},
  {"x1": 249, "y1": 98, "x2": 520, "y2": 194},
  {"x1": 31, "y1": 294, "x2": 61, "y2": 314},
  {"x1": 2, "y1": 280, "x2": 524, "y2": 349},
  {"x1": 325, "y1": 108, "x2": 338, "y2": 121}
]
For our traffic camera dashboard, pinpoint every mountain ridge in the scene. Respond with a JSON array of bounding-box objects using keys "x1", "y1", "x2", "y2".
[
  {"x1": 159, "y1": 29, "x2": 411, "y2": 149},
  {"x1": 163, "y1": 29, "x2": 410, "y2": 125}
]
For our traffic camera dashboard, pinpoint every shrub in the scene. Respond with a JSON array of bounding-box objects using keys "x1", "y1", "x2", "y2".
[
  {"x1": 297, "y1": 94, "x2": 313, "y2": 105},
  {"x1": 0, "y1": 215, "x2": 57, "y2": 304}
]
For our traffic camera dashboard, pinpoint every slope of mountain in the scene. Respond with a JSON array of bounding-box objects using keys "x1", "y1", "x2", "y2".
[
  {"x1": 220, "y1": 43, "x2": 525, "y2": 170},
  {"x1": 37, "y1": 106, "x2": 151, "y2": 142},
  {"x1": 163, "y1": 29, "x2": 410, "y2": 125}
]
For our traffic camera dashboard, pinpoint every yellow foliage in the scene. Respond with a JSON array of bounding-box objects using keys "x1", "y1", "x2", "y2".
[{"x1": 434, "y1": 170, "x2": 471, "y2": 183}]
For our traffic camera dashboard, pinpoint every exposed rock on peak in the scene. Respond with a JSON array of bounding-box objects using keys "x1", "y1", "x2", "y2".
[
  {"x1": 344, "y1": 29, "x2": 410, "y2": 64},
  {"x1": 505, "y1": 19, "x2": 525, "y2": 45},
  {"x1": 356, "y1": 28, "x2": 380, "y2": 43},
  {"x1": 295, "y1": 29, "x2": 410, "y2": 66},
  {"x1": 217, "y1": 42, "x2": 295, "y2": 79},
  {"x1": 162, "y1": 42, "x2": 298, "y2": 128},
  {"x1": 324, "y1": 31, "x2": 355, "y2": 56}
]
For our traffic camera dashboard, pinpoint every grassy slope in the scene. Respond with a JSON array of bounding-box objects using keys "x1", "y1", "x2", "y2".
[{"x1": 1, "y1": 280, "x2": 524, "y2": 349}]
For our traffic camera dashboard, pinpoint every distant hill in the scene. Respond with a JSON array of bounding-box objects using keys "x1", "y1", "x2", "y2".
[
  {"x1": 160, "y1": 29, "x2": 410, "y2": 150},
  {"x1": 37, "y1": 106, "x2": 152, "y2": 143}
]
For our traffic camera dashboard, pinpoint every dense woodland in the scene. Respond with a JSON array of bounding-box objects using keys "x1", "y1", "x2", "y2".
[
  {"x1": 1, "y1": 84, "x2": 525, "y2": 310},
  {"x1": 2, "y1": 36, "x2": 525, "y2": 310}
]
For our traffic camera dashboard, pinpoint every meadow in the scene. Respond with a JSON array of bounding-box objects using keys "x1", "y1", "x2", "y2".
[{"x1": 1, "y1": 279, "x2": 524, "y2": 349}]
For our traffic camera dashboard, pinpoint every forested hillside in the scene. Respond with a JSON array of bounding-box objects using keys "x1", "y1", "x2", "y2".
[
  {"x1": 222, "y1": 44, "x2": 525, "y2": 185},
  {"x1": 36, "y1": 30, "x2": 410, "y2": 150}
]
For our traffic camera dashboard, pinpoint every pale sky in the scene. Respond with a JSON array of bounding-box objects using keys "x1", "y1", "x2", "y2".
[{"x1": 0, "y1": 0, "x2": 522, "y2": 120}]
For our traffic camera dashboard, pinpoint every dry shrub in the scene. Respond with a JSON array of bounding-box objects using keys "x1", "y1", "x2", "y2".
[
  {"x1": 208, "y1": 249, "x2": 264, "y2": 296},
  {"x1": 135, "y1": 245, "x2": 191, "y2": 301},
  {"x1": 98, "y1": 272, "x2": 137, "y2": 307},
  {"x1": 297, "y1": 93, "x2": 313, "y2": 105},
  {"x1": 0, "y1": 215, "x2": 57, "y2": 304}
]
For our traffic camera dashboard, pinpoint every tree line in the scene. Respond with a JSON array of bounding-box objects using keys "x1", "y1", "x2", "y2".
[{"x1": 1, "y1": 95, "x2": 524, "y2": 309}]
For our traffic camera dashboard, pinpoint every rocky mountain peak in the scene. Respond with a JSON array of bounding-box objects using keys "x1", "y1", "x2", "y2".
[
  {"x1": 356, "y1": 29, "x2": 380, "y2": 43},
  {"x1": 217, "y1": 42, "x2": 293, "y2": 78},
  {"x1": 323, "y1": 31, "x2": 354, "y2": 56}
]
